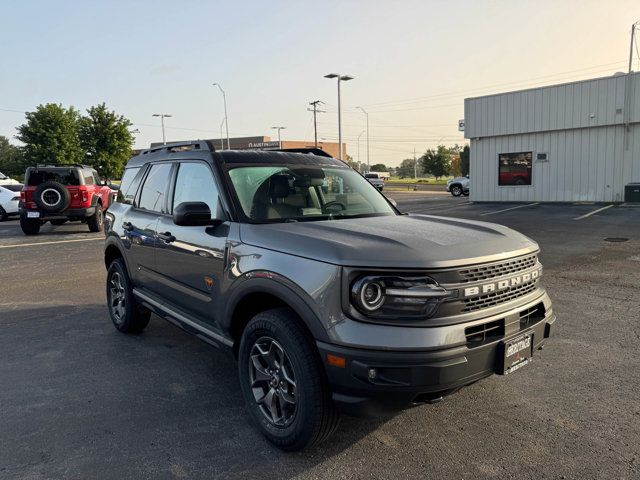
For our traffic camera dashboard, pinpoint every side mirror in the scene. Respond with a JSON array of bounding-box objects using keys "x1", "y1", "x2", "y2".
[{"x1": 173, "y1": 202, "x2": 217, "y2": 226}]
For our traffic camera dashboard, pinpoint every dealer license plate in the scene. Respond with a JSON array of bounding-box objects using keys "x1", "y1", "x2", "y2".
[
  {"x1": 27, "y1": 211, "x2": 40, "y2": 218},
  {"x1": 499, "y1": 331, "x2": 533, "y2": 375}
]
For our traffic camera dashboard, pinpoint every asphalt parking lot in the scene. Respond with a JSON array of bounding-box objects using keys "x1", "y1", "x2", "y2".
[{"x1": 1, "y1": 195, "x2": 639, "y2": 479}]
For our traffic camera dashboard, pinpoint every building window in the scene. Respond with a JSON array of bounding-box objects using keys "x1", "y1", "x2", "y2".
[{"x1": 498, "y1": 152, "x2": 532, "y2": 186}]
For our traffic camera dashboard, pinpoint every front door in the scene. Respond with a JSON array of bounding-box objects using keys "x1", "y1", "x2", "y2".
[{"x1": 154, "y1": 161, "x2": 228, "y2": 328}]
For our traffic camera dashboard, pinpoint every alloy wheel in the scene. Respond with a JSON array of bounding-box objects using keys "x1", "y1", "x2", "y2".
[
  {"x1": 249, "y1": 337, "x2": 297, "y2": 427},
  {"x1": 109, "y1": 271, "x2": 126, "y2": 323}
]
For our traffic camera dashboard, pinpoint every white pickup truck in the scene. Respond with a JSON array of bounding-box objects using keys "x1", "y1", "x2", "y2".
[{"x1": 364, "y1": 172, "x2": 384, "y2": 191}]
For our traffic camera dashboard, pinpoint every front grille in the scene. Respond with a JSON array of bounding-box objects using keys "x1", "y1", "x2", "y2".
[
  {"x1": 458, "y1": 254, "x2": 537, "y2": 283},
  {"x1": 465, "y1": 319, "x2": 505, "y2": 345},
  {"x1": 462, "y1": 282, "x2": 538, "y2": 312}
]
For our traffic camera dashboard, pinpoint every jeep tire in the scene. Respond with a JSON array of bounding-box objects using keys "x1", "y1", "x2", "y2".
[
  {"x1": 33, "y1": 181, "x2": 70, "y2": 213},
  {"x1": 106, "y1": 258, "x2": 151, "y2": 334},
  {"x1": 88, "y1": 207, "x2": 104, "y2": 232},
  {"x1": 20, "y1": 213, "x2": 41, "y2": 235},
  {"x1": 238, "y1": 308, "x2": 340, "y2": 451}
]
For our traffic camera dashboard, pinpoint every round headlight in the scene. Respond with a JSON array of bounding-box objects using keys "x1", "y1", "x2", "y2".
[{"x1": 353, "y1": 278, "x2": 386, "y2": 312}]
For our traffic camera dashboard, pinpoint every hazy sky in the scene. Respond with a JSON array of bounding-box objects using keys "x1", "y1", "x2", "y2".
[{"x1": 1, "y1": 0, "x2": 638, "y2": 166}]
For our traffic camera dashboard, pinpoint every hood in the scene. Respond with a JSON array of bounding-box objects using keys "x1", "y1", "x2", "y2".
[{"x1": 239, "y1": 214, "x2": 538, "y2": 269}]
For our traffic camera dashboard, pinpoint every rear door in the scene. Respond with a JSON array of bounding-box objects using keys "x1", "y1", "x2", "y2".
[
  {"x1": 154, "y1": 160, "x2": 228, "y2": 327},
  {"x1": 124, "y1": 162, "x2": 173, "y2": 288}
]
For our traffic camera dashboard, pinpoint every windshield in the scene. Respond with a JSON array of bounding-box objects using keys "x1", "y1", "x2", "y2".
[{"x1": 227, "y1": 165, "x2": 396, "y2": 223}]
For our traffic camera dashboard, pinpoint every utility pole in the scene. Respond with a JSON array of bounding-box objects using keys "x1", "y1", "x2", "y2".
[
  {"x1": 624, "y1": 20, "x2": 639, "y2": 150},
  {"x1": 307, "y1": 100, "x2": 325, "y2": 148},
  {"x1": 213, "y1": 83, "x2": 230, "y2": 150},
  {"x1": 414, "y1": 147, "x2": 417, "y2": 179},
  {"x1": 152, "y1": 113, "x2": 172, "y2": 144},
  {"x1": 356, "y1": 106, "x2": 370, "y2": 171}
]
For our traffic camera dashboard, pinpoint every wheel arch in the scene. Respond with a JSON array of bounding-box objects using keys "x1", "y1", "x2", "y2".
[{"x1": 225, "y1": 278, "x2": 330, "y2": 356}]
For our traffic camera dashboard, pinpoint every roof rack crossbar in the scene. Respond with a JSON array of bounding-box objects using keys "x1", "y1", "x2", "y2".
[{"x1": 140, "y1": 140, "x2": 215, "y2": 156}]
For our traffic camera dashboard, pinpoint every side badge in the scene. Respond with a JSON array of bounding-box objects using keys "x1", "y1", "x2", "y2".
[{"x1": 204, "y1": 276, "x2": 214, "y2": 291}]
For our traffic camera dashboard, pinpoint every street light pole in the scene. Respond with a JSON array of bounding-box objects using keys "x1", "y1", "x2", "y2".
[
  {"x1": 324, "y1": 73, "x2": 353, "y2": 161},
  {"x1": 213, "y1": 83, "x2": 230, "y2": 150},
  {"x1": 356, "y1": 106, "x2": 370, "y2": 171},
  {"x1": 152, "y1": 113, "x2": 172, "y2": 144},
  {"x1": 272, "y1": 126, "x2": 286, "y2": 148},
  {"x1": 219, "y1": 119, "x2": 225, "y2": 150}
]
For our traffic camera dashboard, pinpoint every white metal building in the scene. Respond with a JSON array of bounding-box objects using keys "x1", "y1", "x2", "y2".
[{"x1": 463, "y1": 72, "x2": 640, "y2": 202}]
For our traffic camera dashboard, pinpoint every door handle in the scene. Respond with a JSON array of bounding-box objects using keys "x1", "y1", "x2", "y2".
[
  {"x1": 122, "y1": 221, "x2": 134, "y2": 231},
  {"x1": 157, "y1": 231, "x2": 176, "y2": 243}
]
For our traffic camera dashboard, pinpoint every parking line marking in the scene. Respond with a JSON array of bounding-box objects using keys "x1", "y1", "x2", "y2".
[
  {"x1": 480, "y1": 202, "x2": 539, "y2": 216},
  {"x1": 0, "y1": 237, "x2": 103, "y2": 249},
  {"x1": 411, "y1": 201, "x2": 473, "y2": 213},
  {"x1": 573, "y1": 204, "x2": 614, "y2": 220}
]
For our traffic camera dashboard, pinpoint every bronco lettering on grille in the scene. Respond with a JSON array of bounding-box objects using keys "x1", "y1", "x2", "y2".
[{"x1": 463, "y1": 268, "x2": 540, "y2": 298}]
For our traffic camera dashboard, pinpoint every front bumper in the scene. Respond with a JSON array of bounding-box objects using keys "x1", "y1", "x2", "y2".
[{"x1": 318, "y1": 307, "x2": 555, "y2": 416}]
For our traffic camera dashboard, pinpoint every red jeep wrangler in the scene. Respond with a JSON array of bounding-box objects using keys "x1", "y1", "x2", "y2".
[{"x1": 20, "y1": 164, "x2": 114, "y2": 235}]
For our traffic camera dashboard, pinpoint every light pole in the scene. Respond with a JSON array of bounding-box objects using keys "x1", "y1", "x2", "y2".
[
  {"x1": 272, "y1": 126, "x2": 286, "y2": 148},
  {"x1": 213, "y1": 83, "x2": 230, "y2": 150},
  {"x1": 356, "y1": 106, "x2": 369, "y2": 171},
  {"x1": 357, "y1": 130, "x2": 365, "y2": 165},
  {"x1": 152, "y1": 114, "x2": 172, "y2": 144},
  {"x1": 219, "y1": 119, "x2": 225, "y2": 150},
  {"x1": 324, "y1": 73, "x2": 353, "y2": 160}
]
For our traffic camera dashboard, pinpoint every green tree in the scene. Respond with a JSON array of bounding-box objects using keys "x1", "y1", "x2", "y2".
[
  {"x1": 370, "y1": 163, "x2": 387, "y2": 172},
  {"x1": 0, "y1": 136, "x2": 26, "y2": 177},
  {"x1": 16, "y1": 104, "x2": 84, "y2": 165},
  {"x1": 420, "y1": 145, "x2": 451, "y2": 180},
  {"x1": 460, "y1": 145, "x2": 470, "y2": 176},
  {"x1": 397, "y1": 158, "x2": 416, "y2": 178},
  {"x1": 79, "y1": 103, "x2": 133, "y2": 179}
]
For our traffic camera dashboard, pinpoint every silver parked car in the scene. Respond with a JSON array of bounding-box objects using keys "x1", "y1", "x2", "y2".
[{"x1": 446, "y1": 175, "x2": 470, "y2": 196}]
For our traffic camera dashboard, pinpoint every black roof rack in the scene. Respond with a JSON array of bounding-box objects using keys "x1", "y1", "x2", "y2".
[
  {"x1": 140, "y1": 140, "x2": 216, "y2": 156},
  {"x1": 268, "y1": 148, "x2": 333, "y2": 158},
  {"x1": 32, "y1": 164, "x2": 91, "y2": 169}
]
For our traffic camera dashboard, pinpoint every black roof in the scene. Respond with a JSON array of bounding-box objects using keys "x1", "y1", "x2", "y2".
[{"x1": 125, "y1": 141, "x2": 347, "y2": 169}]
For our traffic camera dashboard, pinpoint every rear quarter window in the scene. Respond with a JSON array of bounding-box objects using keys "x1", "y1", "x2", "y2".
[{"x1": 116, "y1": 167, "x2": 144, "y2": 205}]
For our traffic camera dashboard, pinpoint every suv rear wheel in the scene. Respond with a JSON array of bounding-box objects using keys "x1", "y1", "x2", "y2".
[
  {"x1": 20, "y1": 213, "x2": 41, "y2": 235},
  {"x1": 238, "y1": 308, "x2": 340, "y2": 451},
  {"x1": 87, "y1": 206, "x2": 104, "y2": 232},
  {"x1": 107, "y1": 258, "x2": 151, "y2": 333}
]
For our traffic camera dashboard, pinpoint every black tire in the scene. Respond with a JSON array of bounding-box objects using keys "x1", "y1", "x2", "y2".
[
  {"x1": 50, "y1": 219, "x2": 68, "y2": 226},
  {"x1": 20, "y1": 213, "x2": 41, "y2": 235},
  {"x1": 462, "y1": 190, "x2": 469, "y2": 197},
  {"x1": 87, "y1": 206, "x2": 104, "y2": 232},
  {"x1": 450, "y1": 184, "x2": 463, "y2": 197},
  {"x1": 238, "y1": 308, "x2": 340, "y2": 451},
  {"x1": 106, "y1": 258, "x2": 151, "y2": 334},
  {"x1": 0, "y1": 206, "x2": 7, "y2": 222},
  {"x1": 33, "y1": 181, "x2": 70, "y2": 213}
]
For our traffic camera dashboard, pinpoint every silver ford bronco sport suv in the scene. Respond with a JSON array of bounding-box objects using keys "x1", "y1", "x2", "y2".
[{"x1": 104, "y1": 141, "x2": 555, "y2": 451}]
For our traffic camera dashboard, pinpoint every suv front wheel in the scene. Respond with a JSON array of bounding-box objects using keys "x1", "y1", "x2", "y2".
[
  {"x1": 106, "y1": 258, "x2": 151, "y2": 333},
  {"x1": 238, "y1": 308, "x2": 340, "y2": 451}
]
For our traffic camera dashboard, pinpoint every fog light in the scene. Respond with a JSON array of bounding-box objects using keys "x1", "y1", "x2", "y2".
[{"x1": 368, "y1": 368, "x2": 377, "y2": 380}]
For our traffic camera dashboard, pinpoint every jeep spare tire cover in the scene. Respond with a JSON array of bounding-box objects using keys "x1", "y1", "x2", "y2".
[{"x1": 33, "y1": 181, "x2": 71, "y2": 213}]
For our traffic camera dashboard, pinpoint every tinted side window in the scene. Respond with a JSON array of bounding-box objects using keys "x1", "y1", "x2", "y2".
[
  {"x1": 84, "y1": 171, "x2": 95, "y2": 185},
  {"x1": 117, "y1": 167, "x2": 143, "y2": 204},
  {"x1": 172, "y1": 162, "x2": 219, "y2": 217},
  {"x1": 138, "y1": 163, "x2": 173, "y2": 213}
]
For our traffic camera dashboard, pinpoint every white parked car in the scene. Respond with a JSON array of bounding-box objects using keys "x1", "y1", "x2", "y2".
[
  {"x1": 0, "y1": 171, "x2": 21, "y2": 186},
  {"x1": 0, "y1": 184, "x2": 22, "y2": 221},
  {"x1": 446, "y1": 175, "x2": 470, "y2": 197}
]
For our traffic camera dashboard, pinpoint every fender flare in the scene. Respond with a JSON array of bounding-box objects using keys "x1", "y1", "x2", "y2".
[
  {"x1": 223, "y1": 274, "x2": 331, "y2": 343},
  {"x1": 104, "y1": 235, "x2": 132, "y2": 273}
]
